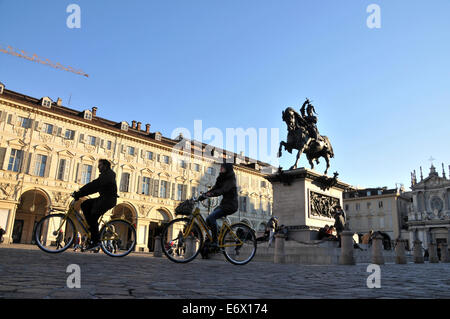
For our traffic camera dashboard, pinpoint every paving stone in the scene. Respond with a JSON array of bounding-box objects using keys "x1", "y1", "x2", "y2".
[{"x1": 0, "y1": 245, "x2": 449, "y2": 299}]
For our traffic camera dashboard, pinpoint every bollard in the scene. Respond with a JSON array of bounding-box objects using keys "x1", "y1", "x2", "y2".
[
  {"x1": 339, "y1": 231, "x2": 355, "y2": 265},
  {"x1": 153, "y1": 236, "x2": 162, "y2": 257},
  {"x1": 413, "y1": 240, "x2": 424, "y2": 263},
  {"x1": 274, "y1": 233, "x2": 286, "y2": 264},
  {"x1": 439, "y1": 243, "x2": 449, "y2": 263},
  {"x1": 395, "y1": 239, "x2": 407, "y2": 264},
  {"x1": 371, "y1": 234, "x2": 384, "y2": 265},
  {"x1": 428, "y1": 242, "x2": 439, "y2": 263},
  {"x1": 185, "y1": 235, "x2": 194, "y2": 258}
]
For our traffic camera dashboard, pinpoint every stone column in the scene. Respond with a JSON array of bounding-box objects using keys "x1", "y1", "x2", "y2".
[
  {"x1": 153, "y1": 236, "x2": 162, "y2": 257},
  {"x1": 395, "y1": 239, "x2": 407, "y2": 264},
  {"x1": 339, "y1": 231, "x2": 355, "y2": 265},
  {"x1": 428, "y1": 242, "x2": 439, "y2": 263},
  {"x1": 413, "y1": 240, "x2": 424, "y2": 263},
  {"x1": 274, "y1": 233, "x2": 286, "y2": 264},
  {"x1": 439, "y1": 243, "x2": 449, "y2": 263},
  {"x1": 371, "y1": 233, "x2": 384, "y2": 265}
]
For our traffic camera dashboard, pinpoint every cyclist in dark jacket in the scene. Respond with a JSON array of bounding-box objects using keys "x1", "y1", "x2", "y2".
[
  {"x1": 73, "y1": 159, "x2": 118, "y2": 250},
  {"x1": 203, "y1": 163, "x2": 238, "y2": 247}
]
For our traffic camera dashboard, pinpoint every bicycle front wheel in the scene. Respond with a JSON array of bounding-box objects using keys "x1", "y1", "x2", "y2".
[
  {"x1": 161, "y1": 218, "x2": 203, "y2": 263},
  {"x1": 99, "y1": 220, "x2": 136, "y2": 257},
  {"x1": 221, "y1": 223, "x2": 257, "y2": 265},
  {"x1": 34, "y1": 214, "x2": 76, "y2": 253}
]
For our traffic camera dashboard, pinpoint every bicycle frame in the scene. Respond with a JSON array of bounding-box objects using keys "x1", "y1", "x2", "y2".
[
  {"x1": 51, "y1": 203, "x2": 113, "y2": 241},
  {"x1": 183, "y1": 206, "x2": 244, "y2": 248}
]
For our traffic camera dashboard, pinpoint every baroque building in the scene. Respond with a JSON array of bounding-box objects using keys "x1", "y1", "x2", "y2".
[
  {"x1": 0, "y1": 82, "x2": 274, "y2": 252},
  {"x1": 407, "y1": 164, "x2": 450, "y2": 249},
  {"x1": 343, "y1": 186, "x2": 411, "y2": 246}
]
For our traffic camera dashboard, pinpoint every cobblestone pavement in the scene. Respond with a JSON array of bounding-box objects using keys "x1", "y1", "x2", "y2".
[{"x1": 0, "y1": 244, "x2": 449, "y2": 299}]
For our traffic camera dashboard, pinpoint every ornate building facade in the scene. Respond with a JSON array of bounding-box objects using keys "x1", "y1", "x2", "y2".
[
  {"x1": 0, "y1": 82, "x2": 274, "y2": 252},
  {"x1": 407, "y1": 164, "x2": 450, "y2": 250}
]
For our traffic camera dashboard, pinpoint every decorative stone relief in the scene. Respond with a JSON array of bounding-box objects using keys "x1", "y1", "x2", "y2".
[
  {"x1": 309, "y1": 190, "x2": 339, "y2": 219},
  {"x1": 0, "y1": 183, "x2": 20, "y2": 200}
]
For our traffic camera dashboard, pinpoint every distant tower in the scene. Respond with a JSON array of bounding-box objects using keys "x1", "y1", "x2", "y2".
[
  {"x1": 442, "y1": 163, "x2": 446, "y2": 179},
  {"x1": 420, "y1": 166, "x2": 423, "y2": 181}
]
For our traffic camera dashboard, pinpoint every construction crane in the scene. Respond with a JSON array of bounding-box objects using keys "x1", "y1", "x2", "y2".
[{"x1": 0, "y1": 44, "x2": 89, "y2": 78}]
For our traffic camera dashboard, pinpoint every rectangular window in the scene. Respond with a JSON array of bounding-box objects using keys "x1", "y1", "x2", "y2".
[
  {"x1": 18, "y1": 116, "x2": 32, "y2": 128},
  {"x1": 33, "y1": 154, "x2": 48, "y2": 177},
  {"x1": 378, "y1": 201, "x2": 383, "y2": 208},
  {"x1": 120, "y1": 172, "x2": 130, "y2": 192},
  {"x1": 161, "y1": 155, "x2": 169, "y2": 164},
  {"x1": 106, "y1": 141, "x2": 112, "y2": 150},
  {"x1": 177, "y1": 184, "x2": 184, "y2": 201},
  {"x1": 261, "y1": 181, "x2": 267, "y2": 188},
  {"x1": 7, "y1": 149, "x2": 24, "y2": 172},
  {"x1": 64, "y1": 129, "x2": 75, "y2": 140},
  {"x1": 179, "y1": 160, "x2": 187, "y2": 169},
  {"x1": 127, "y1": 146, "x2": 135, "y2": 156},
  {"x1": 88, "y1": 136, "x2": 97, "y2": 146},
  {"x1": 160, "y1": 181, "x2": 169, "y2": 198},
  {"x1": 44, "y1": 123, "x2": 54, "y2": 134},
  {"x1": 141, "y1": 177, "x2": 151, "y2": 195},
  {"x1": 191, "y1": 186, "x2": 198, "y2": 197},
  {"x1": 153, "y1": 180, "x2": 159, "y2": 197},
  {"x1": 239, "y1": 196, "x2": 247, "y2": 213},
  {"x1": 207, "y1": 167, "x2": 215, "y2": 175},
  {"x1": 193, "y1": 163, "x2": 200, "y2": 172},
  {"x1": 57, "y1": 159, "x2": 67, "y2": 181},
  {"x1": 356, "y1": 203, "x2": 360, "y2": 211},
  {"x1": 81, "y1": 164, "x2": 93, "y2": 185},
  {"x1": 146, "y1": 151, "x2": 154, "y2": 160}
]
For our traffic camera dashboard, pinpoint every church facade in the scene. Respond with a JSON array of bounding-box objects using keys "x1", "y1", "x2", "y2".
[
  {"x1": 0, "y1": 82, "x2": 274, "y2": 252},
  {"x1": 407, "y1": 164, "x2": 450, "y2": 249}
]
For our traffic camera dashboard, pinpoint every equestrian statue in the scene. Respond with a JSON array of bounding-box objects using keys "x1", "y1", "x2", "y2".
[{"x1": 278, "y1": 98, "x2": 334, "y2": 174}]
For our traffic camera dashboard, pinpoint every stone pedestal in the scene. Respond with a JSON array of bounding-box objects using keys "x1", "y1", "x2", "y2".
[
  {"x1": 371, "y1": 234, "x2": 385, "y2": 265},
  {"x1": 274, "y1": 234, "x2": 286, "y2": 264},
  {"x1": 439, "y1": 243, "x2": 449, "y2": 263},
  {"x1": 428, "y1": 243, "x2": 439, "y2": 263},
  {"x1": 413, "y1": 240, "x2": 424, "y2": 264},
  {"x1": 153, "y1": 236, "x2": 162, "y2": 257},
  {"x1": 339, "y1": 231, "x2": 355, "y2": 265},
  {"x1": 395, "y1": 239, "x2": 407, "y2": 264},
  {"x1": 267, "y1": 168, "x2": 350, "y2": 242}
]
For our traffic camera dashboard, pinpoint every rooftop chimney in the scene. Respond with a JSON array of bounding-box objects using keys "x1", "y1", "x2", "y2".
[
  {"x1": 56, "y1": 98, "x2": 62, "y2": 106},
  {"x1": 145, "y1": 124, "x2": 151, "y2": 133},
  {"x1": 137, "y1": 122, "x2": 141, "y2": 131},
  {"x1": 132, "y1": 120, "x2": 136, "y2": 129},
  {"x1": 92, "y1": 107, "x2": 97, "y2": 116}
]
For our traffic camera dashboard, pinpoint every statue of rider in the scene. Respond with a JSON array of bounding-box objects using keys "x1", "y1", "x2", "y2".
[{"x1": 300, "y1": 98, "x2": 323, "y2": 144}]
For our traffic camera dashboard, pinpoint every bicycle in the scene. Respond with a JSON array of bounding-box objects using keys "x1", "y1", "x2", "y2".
[
  {"x1": 34, "y1": 199, "x2": 136, "y2": 257},
  {"x1": 161, "y1": 196, "x2": 257, "y2": 265}
]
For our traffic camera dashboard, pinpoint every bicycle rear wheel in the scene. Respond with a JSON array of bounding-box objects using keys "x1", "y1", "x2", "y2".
[
  {"x1": 221, "y1": 223, "x2": 257, "y2": 265},
  {"x1": 161, "y1": 218, "x2": 203, "y2": 263},
  {"x1": 99, "y1": 219, "x2": 136, "y2": 257},
  {"x1": 34, "y1": 214, "x2": 76, "y2": 253}
]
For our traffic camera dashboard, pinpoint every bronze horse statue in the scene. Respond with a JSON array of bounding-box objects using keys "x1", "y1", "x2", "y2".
[{"x1": 278, "y1": 102, "x2": 334, "y2": 174}]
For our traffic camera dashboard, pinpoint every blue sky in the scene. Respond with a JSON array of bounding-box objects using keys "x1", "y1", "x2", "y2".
[{"x1": 1, "y1": 0, "x2": 449, "y2": 189}]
